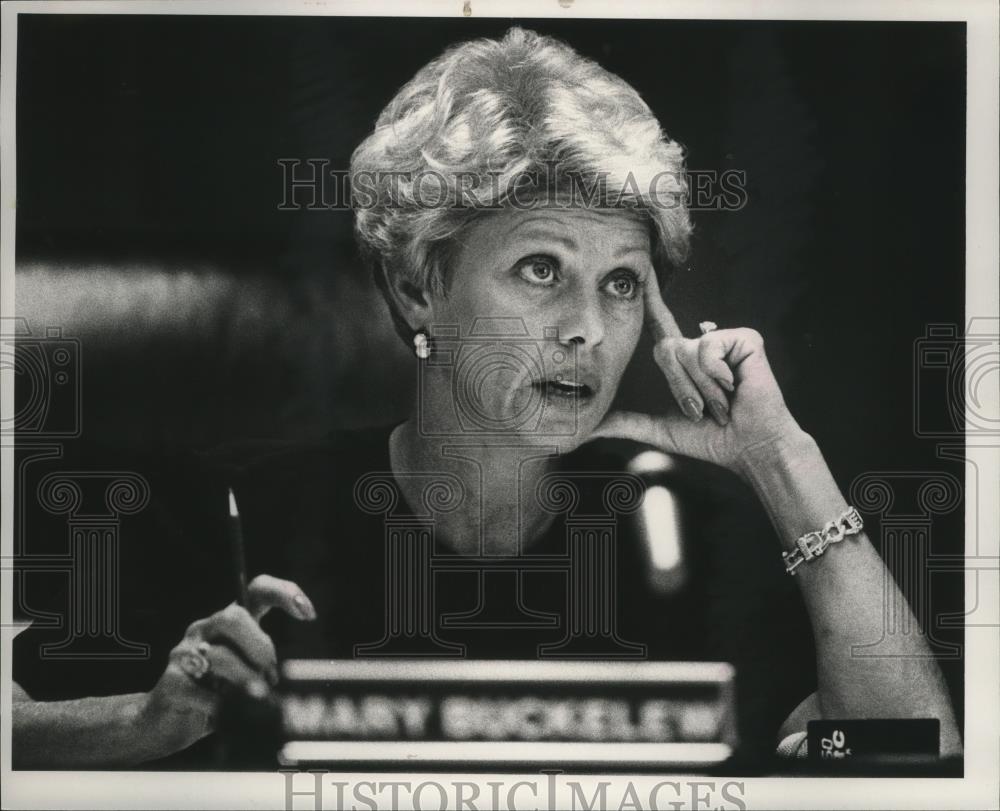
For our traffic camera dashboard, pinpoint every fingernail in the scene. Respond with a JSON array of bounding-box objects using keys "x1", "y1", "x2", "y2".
[
  {"x1": 719, "y1": 378, "x2": 735, "y2": 393},
  {"x1": 247, "y1": 679, "x2": 269, "y2": 700},
  {"x1": 680, "y1": 397, "x2": 703, "y2": 421},
  {"x1": 294, "y1": 593, "x2": 317, "y2": 620},
  {"x1": 708, "y1": 399, "x2": 730, "y2": 426}
]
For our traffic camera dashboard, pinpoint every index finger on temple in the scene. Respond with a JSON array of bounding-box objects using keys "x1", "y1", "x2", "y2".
[{"x1": 644, "y1": 272, "x2": 682, "y2": 341}]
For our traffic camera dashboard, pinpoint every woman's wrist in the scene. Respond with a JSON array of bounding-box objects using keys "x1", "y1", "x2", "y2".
[
  {"x1": 736, "y1": 429, "x2": 851, "y2": 550},
  {"x1": 100, "y1": 692, "x2": 177, "y2": 765},
  {"x1": 134, "y1": 690, "x2": 211, "y2": 763},
  {"x1": 735, "y1": 426, "x2": 816, "y2": 485}
]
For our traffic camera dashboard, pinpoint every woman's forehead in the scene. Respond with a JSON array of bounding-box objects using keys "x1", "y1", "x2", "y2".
[{"x1": 469, "y1": 207, "x2": 652, "y2": 251}]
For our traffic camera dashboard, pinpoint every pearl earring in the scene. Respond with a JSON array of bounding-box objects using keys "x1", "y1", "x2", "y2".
[{"x1": 413, "y1": 331, "x2": 430, "y2": 359}]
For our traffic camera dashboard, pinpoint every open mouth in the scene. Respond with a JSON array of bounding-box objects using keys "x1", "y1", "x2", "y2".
[{"x1": 532, "y1": 379, "x2": 595, "y2": 400}]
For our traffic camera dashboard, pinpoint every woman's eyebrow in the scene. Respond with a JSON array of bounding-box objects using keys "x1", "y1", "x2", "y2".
[
  {"x1": 613, "y1": 244, "x2": 652, "y2": 260},
  {"x1": 503, "y1": 218, "x2": 650, "y2": 259},
  {"x1": 508, "y1": 227, "x2": 578, "y2": 251}
]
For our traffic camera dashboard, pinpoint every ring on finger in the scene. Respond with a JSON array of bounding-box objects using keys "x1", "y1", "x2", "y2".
[
  {"x1": 180, "y1": 646, "x2": 212, "y2": 681},
  {"x1": 698, "y1": 320, "x2": 718, "y2": 335}
]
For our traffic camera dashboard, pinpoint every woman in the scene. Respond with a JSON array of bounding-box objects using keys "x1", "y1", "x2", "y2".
[{"x1": 13, "y1": 26, "x2": 960, "y2": 766}]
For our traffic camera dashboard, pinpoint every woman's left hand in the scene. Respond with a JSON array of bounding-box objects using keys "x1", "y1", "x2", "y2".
[{"x1": 590, "y1": 274, "x2": 805, "y2": 474}]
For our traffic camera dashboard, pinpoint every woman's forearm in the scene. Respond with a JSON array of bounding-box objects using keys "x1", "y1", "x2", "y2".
[
  {"x1": 12, "y1": 689, "x2": 170, "y2": 768},
  {"x1": 738, "y1": 431, "x2": 962, "y2": 757}
]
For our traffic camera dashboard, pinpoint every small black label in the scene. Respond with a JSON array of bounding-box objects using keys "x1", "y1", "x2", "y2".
[{"x1": 807, "y1": 719, "x2": 940, "y2": 761}]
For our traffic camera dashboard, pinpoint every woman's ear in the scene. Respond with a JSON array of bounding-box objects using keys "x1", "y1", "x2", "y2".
[{"x1": 380, "y1": 263, "x2": 435, "y2": 332}]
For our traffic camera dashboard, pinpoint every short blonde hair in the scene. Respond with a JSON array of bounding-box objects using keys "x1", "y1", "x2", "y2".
[{"x1": 351, "y1": 27, "x2": 692, "y2": 339}]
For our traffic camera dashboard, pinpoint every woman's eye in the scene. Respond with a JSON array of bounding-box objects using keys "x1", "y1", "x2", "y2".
[
  {"x1": 516, "y1": 257, "x2": 557, "y2": 286},
  {"x1": 605, "y1": 272, "x2": 641, "y2": 300}
]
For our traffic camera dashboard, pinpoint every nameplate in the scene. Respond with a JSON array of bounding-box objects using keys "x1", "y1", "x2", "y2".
[{"x1": 278, "y1": 660, "x2": 736, "y2": 767}]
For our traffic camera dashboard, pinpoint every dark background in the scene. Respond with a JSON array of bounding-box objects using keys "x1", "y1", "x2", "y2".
[{"x1": 13, "y1": 14, "x2": 967, "y2": 740}]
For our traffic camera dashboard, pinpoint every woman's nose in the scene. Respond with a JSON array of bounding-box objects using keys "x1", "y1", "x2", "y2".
[{"x1": 556, "y1": 292, "x2": 605, "y2": 348}]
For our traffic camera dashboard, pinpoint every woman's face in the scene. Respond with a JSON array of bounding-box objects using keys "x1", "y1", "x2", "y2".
[{"x1": 423, "y1": 207, "x2": 653, "y2": 448}]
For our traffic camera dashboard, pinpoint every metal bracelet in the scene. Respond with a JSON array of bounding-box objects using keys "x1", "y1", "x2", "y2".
[{"x1": 783, "y1": 507, "x2": 864, "y2": 575}]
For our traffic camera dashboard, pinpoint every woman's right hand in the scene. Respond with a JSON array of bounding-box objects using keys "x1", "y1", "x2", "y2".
[
  {"x1": 590, "y1": 272, "x2": 804, "y2": 477},
  {"x1": 137, "y1": 574, "x2": 316, "y2": 756}
]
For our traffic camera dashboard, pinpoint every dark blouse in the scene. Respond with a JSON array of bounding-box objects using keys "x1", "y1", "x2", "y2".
[{"x1": 13, "y1": 425, "x2": 815, "y2": 767}]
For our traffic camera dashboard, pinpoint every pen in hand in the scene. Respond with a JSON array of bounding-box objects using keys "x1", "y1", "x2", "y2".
[
  {"x1": 219, "y1": 491, "x2": 283, "y2": 767},
  {"x1": 227, "y1": 487, "x2": 250, "y2": 608}
]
